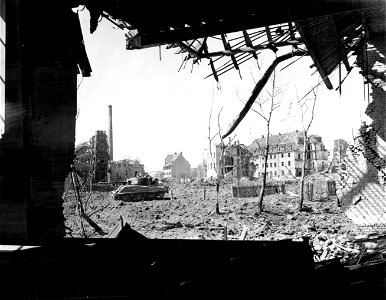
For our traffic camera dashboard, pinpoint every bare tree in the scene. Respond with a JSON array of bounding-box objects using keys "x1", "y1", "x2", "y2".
[
  {"x1": 239, "y1": 68, "x2": 282, "y2": 212},
  {"x1": 296, "y1": 88, "x2": 317, "y2": 210},
  {"x1": 207, "y1": 91, "x2": 226, "y2": 214}
]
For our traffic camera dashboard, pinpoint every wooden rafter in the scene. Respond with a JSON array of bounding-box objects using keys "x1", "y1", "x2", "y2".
[
  {"x1": 202, "y1": 39, "x2": 301, "y2": 58},
  {"x1": 242, "y1": 30, "x2": 259, "y2": 61},
  {"x1": 288, "y1": 22, "x2": 298, "y2": 49},
  {"x1": 331, "y1": 16, "x2": 351, "y2": 72},
  {"x1": 221, "y1": 34, "x2": 241, "y2": 75},
  {"x1": 265, "y1": 26, "x2": 273, "y2": 42},
  {"x1": 296, "y1": 22, "x2": 334, "y2": 90}
]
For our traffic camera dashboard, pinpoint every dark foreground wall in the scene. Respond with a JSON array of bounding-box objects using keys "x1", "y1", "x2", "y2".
[
  {"x1": 0, "y1": 0, "x2": 90, "y2": 242},
  {"x1": 0, "y1": 235, "x2": 319, "y2": 300}
]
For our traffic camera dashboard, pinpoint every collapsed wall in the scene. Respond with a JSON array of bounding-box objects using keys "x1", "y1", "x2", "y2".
[{"x1": 338, "y1": 32, "x2": 386, "y2": 228}]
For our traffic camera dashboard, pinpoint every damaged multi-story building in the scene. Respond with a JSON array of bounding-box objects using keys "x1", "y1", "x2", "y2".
[
  {"x1": 249, "y1": 131, "x2": 329, "y2": 179},
  {"x1": 74, "y1": 130, "x2": 145, "y2": 184},
  {"x1": 73, "y1": 130, "x2": 110, "y2": 183},
  {"x1": 109, "y1": 159, "x2": 145, "y2": 182},
  {"x1": 90, "y1": 130, "x2": 110, "y2": 182},
  {"x1": 206, "y1": 141, "x2": 253, "y2": 179},
  {"x1": 332, "y1": 138, "x2": 349, "y2": 163}
]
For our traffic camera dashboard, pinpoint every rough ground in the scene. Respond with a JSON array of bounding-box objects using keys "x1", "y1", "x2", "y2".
[
  {"x1": 64, "y1": 181, "x2": 386, "y2": 264},
  {"x1": 63, "y1": 181, "x2": 365, "y2": 241}
]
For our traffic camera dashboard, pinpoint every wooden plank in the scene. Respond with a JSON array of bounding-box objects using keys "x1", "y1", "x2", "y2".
[
  {"x1": 331, "y1": 16, "x2": 351, "y2": 71},
  {"x1": 296, "y1": 21, "x2": 333, "y2": 90},
  {"x1": 265, "y1": 26, "x2": 272, "y2": 43},
  {"x1": 288, "y1": 22, "x2": 296, "y2": 40}
]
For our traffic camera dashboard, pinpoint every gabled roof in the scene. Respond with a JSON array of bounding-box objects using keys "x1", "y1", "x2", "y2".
[
  {"x1": 249, "y1": 131, "x2": 324, "y2": 153},
  {"x1": 164, "y1": 153, "x2": 180, "y2": 166}
]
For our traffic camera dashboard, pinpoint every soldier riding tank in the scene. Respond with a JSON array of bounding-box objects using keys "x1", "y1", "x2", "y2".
[{"x1": 111, "y1": 176, "x2": 168, "y2": 202}]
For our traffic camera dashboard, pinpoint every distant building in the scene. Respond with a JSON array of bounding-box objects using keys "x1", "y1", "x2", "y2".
[
  {"x1": 190, "y1": 162, "x2": 208, "y2": 179},
  {"x1": 90, "y1": 130, "x2": 110, "y2": 182},
  {"x1": 249, "y1": 131, "x2": 329, "y2": 179},
  {"x1": 163, "y1": 152, "x2": 191, "y2": 180},
  {"x1": 332, "y1": 139, "x2": 349, "y2": 163},
  {"x1": 74, "y1": 141, "x2": 93, "y2": 180},
  {"x1": 190, "y1": 167, "x2": 198, "y2": 178},
  {"x1": 197, "y1": 161, "x2": 207, "y2": 179},
  {"x1": 73, "y1": 130, "x2": 111, "y2": 183},
  {"x1": 207, "y1": 140, "x2": 253, "y2": 179},
  {"x1": 109, "y1": 159, "x2": 145, "y2": 182}
]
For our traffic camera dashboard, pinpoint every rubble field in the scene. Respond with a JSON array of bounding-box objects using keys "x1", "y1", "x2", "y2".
[{"x1": 63, "y1": 181, "x2": 386, "y2": 264}]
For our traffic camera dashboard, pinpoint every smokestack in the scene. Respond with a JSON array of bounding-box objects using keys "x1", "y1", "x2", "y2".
[{"x1": 108, "y1": 105, "x2": 113, "y2": 161}]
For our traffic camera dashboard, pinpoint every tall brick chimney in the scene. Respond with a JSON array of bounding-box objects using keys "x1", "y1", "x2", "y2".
[{"x1": 108, "y1": 105, "x2": 113, "y2": 161}]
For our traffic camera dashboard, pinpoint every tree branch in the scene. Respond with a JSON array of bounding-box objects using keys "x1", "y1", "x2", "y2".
[{"x1": 223, "y1": 49, "x2": 307, "y2": 139}]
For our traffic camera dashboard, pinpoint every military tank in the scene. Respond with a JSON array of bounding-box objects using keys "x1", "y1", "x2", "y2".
[{"x1": 111, "y1": 177, "x2": 169, "y2": 202}]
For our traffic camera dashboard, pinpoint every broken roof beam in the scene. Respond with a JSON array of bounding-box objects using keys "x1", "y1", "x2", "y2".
[
  {"x1": 242, "y1": 30, "x2": 259, "y2": 61},
  {"x1": 221, "y1": 34, "x2": 241, "y2": 76},
  {"x1": 265, "y1": 26, "x2": 273, "y2": 42},
  {"x1": 288, "y1": 22, "x2": 298, "y2": 49},
  {"x1": 331, "y1": 16, "x2": 352, "y2": 72},
  {"x1": 175, "y1": 41, "x2": 204, "y2": 58},
  {"x1": 288, "y1": 22, "x2": 296, "y2": 40},
  {"x1": 201, "y1": 39, "x2": 302, "y2": 58},
  {"x1": 111, "y1": 1, "x2": 385, "y2": 49}
]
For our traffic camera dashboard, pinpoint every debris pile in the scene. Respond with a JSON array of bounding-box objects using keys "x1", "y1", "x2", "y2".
[{"x1": 311, "y1": 232, "x2": 386, "y2": 265}]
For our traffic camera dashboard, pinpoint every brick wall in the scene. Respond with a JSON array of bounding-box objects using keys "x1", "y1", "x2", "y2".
[{"x1": 338, "y1": 34, "x2": 386, "y2": 227}]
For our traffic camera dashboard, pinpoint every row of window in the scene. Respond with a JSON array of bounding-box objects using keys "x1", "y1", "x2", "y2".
[
  {"x1": 257, "y1": 145, "x2": 294, "y2": 153},
  {"x1": 257, "y1": 170, "x2": 287, "y2": 177},
  {"x1": 259, "y1": 152, "x2": 315, "y2": 160},
  {"x1": 257, "y1": 160, "x2": 291, "y2": 168},
  {"x1": 260, "y1": 152, "x2": 291, "y2": 160}
]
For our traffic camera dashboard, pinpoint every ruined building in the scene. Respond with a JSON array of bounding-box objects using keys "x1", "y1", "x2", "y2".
[
  {"x1": 73, "y1": 131, "x2": 110, "y2": 183},
  {"x1": 74, "y1": 141, "x2": 93, "y2": 180},
  {"x1": 332, "y1": 139, "x2": 349, "y2": 163},
  {"x1": 90, "y1": 130, "x2": 109, "y2": 182},
  {"x1": 207, "y1": 141, "x2": 253, "y2": 179},
  {"x1": 249, "y1": 131, "x2": 329, "y2": 179},
  {"x1": 109, "y1": 159, "x2": 145, "y2": 182}
]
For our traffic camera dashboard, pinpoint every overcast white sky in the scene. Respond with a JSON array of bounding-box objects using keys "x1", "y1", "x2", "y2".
[{"x1": 75, "y1": 9, "x2": 371, "y2": 172}]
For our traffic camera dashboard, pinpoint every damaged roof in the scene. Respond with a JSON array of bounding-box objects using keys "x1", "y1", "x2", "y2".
[
  {"x1": 249, "y1": 131, "x2": 323, "y2": 153},
  {"x1": 78, "y1": 0, "x2": 384, "y2": 49},
  {"x1": 75, "y1": 0, "x2": 385, "y2": 138},
  {"x1": 164, "y1": 153, "x2": 180, "y2": 166}
]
